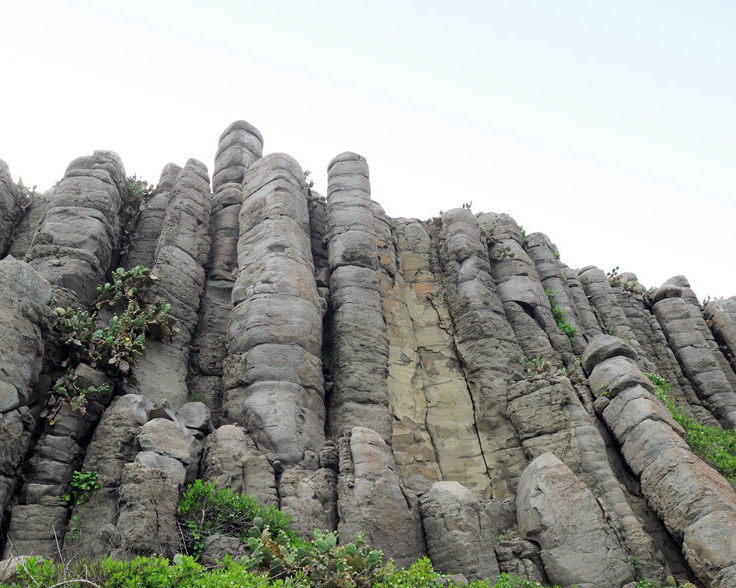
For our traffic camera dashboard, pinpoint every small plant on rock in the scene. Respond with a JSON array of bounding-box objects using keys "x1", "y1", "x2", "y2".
[
  {"x1": 43, "y1": 266, "x2": 179, "y2": 424},
  {"x1": 62, "y1": 470, "x2": 100, "y2": 542},
  {"x1": 546, "y1": 289, "x2": 577, "y2": 343}
]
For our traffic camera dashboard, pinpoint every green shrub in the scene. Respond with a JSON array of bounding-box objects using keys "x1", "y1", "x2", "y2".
[
  {"x1": 545, "y1": 289, "x2": 577, "y2": 343},
  {"x1": 646, "y1": 373, "x2": 736, "y2": 490},
  {"x1": 176, "y1": 480, "x2": 295, "y2": 559},
  {"x1": 43, "y1": 266, "x2": 178, "y2": 424}
]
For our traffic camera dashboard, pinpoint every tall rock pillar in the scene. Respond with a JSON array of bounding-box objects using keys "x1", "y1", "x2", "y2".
[
  {"x1": 223, "y1": 153, "x2": 326, "y2": 466},
  {"x1": 325, "y1": 152, "x2": 392, "y2": 442}
]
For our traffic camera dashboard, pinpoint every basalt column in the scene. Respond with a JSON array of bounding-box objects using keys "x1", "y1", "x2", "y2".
[
  {"x1": 122, "y1": 163, "x2": 182, "y2": 271},
  {"x1": 128, "y1": 159, "x2": 212, "y2": 411},
  {"x1": 436, "y1": 208, "x2": 527, "y2": 497},
  {"x1": 0, "y1": 160, "x2": 25, "y2": 257},
  {"x1": 223, "y1": 153, "x2": 326, "y2": 466},
  {"x1": 325, "y1": 152, "x2": 392, "y2": 442},
  {"x1": 189, "y1": 122, "x2": 263, "y2": 414},
  {"x1": 26, "y1": 151, "x2": 126, "y2": 307}
]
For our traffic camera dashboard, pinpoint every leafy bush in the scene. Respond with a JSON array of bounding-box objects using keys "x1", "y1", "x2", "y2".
[
  {"x1": 545, "y1": 289, "x2": 577, "y2": 343},
  {"x1": 177, "y1": 480, "x2": 294, "y2": 559},
  {"x1": 646, "y1": 373, "x2": 736, "y2": 490},
  {"x1": 43, "y1": 266, "x2": 178, "y2": 424}
]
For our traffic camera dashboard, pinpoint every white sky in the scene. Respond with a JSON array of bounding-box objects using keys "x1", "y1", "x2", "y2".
[{"x1": 2, "y1": 1, "x2": 734, "y2": 298}]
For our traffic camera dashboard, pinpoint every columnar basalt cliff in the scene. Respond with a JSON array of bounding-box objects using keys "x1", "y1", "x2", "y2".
[{"x1": 1, "y1": 121, "x2": 736, "y2": 588}]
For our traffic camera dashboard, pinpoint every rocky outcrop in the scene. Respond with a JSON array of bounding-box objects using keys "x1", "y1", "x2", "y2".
[
  {"x1": 189, "y1": 122, "x2": 263, "y2": 418},
  {"x1": 122, "y1": 163, "x2": 181, "y2": 271},
  {"x1": 128, "y1": 159, "x2": 211, "y2": 411},
  {"x1": 517, "y1": 452, "x2": 633, "y2": 588},
  {"x1": 0, "y1": 161, "x2": 25, "y2": 257},
  {"x1": 337, "y1": 427, "x2": 425, "y2": 568},
  {"x1": 26, "y1": 151, "x2": 126, "y2": 307},
  {"x1": 325, "y1": 153, "x2": 392, "y2": 442},
  {"x1": 437, "y1": 208, "x2": 526, "y2": 498},
  {"x1": 0, "y1": 258, "x2": 52, "y2": 531},
  {"x1": 4, "y1": 123, "x2": 736, "y2": 587},
  {"x1": 584, "y1": 334, "x2": 736, "y2": 588},
  {"x1": 223, "y1": 153, "x2": 325, "y2": 466},
  {"x1": 420, "y1": 481, "x2": 499, "y2": 581}
]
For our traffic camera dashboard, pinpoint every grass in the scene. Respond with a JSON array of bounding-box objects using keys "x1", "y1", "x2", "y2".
[{"x1": 646, "y1": 372, "x2": 736, "y2": 490}]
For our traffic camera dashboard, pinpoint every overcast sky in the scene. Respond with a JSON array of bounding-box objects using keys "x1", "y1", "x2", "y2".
[{"x1": 2, "y1": 1, "x2": 734, "y2": 298}]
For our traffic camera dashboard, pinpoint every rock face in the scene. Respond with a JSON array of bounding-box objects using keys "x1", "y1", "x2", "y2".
[
  {"x1": 26, "y1": 150, "x2": 125, "y2": 306},
  {"x1": 2, "y1": 123, "x2": 736, "y2": 588},
  {"x1": 517, "y1": 452, "x2": 633, "y2": 588}
]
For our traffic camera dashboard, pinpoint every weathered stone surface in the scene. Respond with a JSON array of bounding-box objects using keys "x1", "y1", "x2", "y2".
[
  {"x1": 0, "y1": 160, "x2": 25, "y2": 257},
  {"x1": 279, "y1": 468, "x2": 338, "y2": 540},
  {"x1": 199, "y1": 534, "x2": 248, "y2": 567},
  {"x1": 581, "y1": 334, "x2": 637, "y2": 374},
  {"x1": 129, "y1": 159, "x2": 211, "y2": 412},
  {"x1": 26, "y1": 150, "x2": 125, "y2": 306},
  {"x1": 381, "y1": 218, "x2": 488, "y2": 496},
  {"x1": 478, "y1": 215, "x2": 573, "y2": 364},
  {"x1": 223, "y1": 153, "x2": 325, "y2": 465},
  {"x1": 585, "y1": 334, "x2": 736, "y2": 587},
  {"x1": 420, "y1": 481, "x2": 499, "y2": 581},
  {"x1": 116, "y1": 453, "x2": 186, "y2": 557},
  {"x1": 653, "y1": 295, "x2": 736, "y2": 427},
  {"x1": 437, "y1": 208, "x2": 527, "y2": 497},
  {"x1": 682, "y1": 510, "x2": 736, "y2": 587},
  {"x1": 3, "y1": 504, "x2": 68, "y2": 558},
  {"x1": 517, "y1": 452, "x2": 633, "y2": 588},
  {"x1": 0, "y1": 257, "x2": 52, "y2": 412},
  {"x1": 705, "y1": 297, "x2": 736, "y2": 380},
  {"x1": 123, "y1": 162, "x2": 181, "y2": 271},
  {"x1": 326, "y1": 153, "x2": 392, "y2": 441},
  {"x1": 337, "y1": 427, "x2": 425, "y2": 568}
]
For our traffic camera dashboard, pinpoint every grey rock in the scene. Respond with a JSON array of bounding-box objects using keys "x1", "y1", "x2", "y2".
[
  {"x1": 337, "y1": 427, "x2": 425, "y2": 568},
  {"x1": 0, "y1": 160, "x2": 25, "y2": 256},
  {"x1": 223, "y1": 153, "x2": 325, "y2": 465},
  {"x1": 517, "y1": 452, "x2": 633, "y2": 588},
  {"x1": 279, "y1": 468, "x2": 338, "y2": 540},
  {"x1": 199, "y1": 534, "x2": 248, "y2": 567},
  {"x1": 26, "y1": 150, "x2": 125, "y2": 306},
  {"x1": 581, "y1": 334, "x2": 638, "y2": 374},
  {"x1": 326, "y1": 152, "x2": 392, "y2": 441},
  {"x1": 420, "y1": 481, "x2": 500, "y2": 581}
]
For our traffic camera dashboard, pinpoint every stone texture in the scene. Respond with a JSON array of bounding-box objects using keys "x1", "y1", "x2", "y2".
[
  {"x1": 517, "y1": 452, "x2": 633, "y2": 588},
  {"x1": 704, "y1": 297, "x2": 736, "y2": 379},
  {"x1": 653, "y1": 294, "x2": 736, "y2": 428},
  {"x1": 128, "y1": 159, "x2": 211, "y2": 411},
  {"x1": 223, "y1": 153, "x2": 325, "y2": 465},
  {"x1": 436, "y1": 208, "x2": 526, "y2": 497},
  {"x1": 26, "y1": 150, "x2": 125, "y2": 306},
  {"x1": 585, "y1": 334, "x2": 736, "y2": 587},
  {"x1": 0, "y1": 160, "x2": 25, "y2": 257},
  {"x1": 122, "y1": 162, "x2": 181, "y2": 271},
  {"x1": 326, "y1": 153, "x2": 392, "y2": 441},
  {"x1": 279, "y1": 467, "x2": 338, "y2": 540},
  {"x1": 420, "y1": 481, "x2": 499, "y2": 581},
  {"x1": 337, "y1": 427, "x2": 425, "y2": 568}
]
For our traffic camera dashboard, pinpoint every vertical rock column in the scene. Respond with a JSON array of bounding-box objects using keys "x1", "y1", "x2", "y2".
[
  {"x1": 26, "y1": 151, "x2": 126, "y2": 307},
  {"x1": 223, "y1": 153, "x2": 326, "y2": 466},
  {"x1": 583, "y1": 334, "x2": 736, "y2": 588},
  {"x1": 705, "y1": 298, "x2": 736, "y2": 375},
  {"x1": 7, "y1": 187, "x2": 55, "y2": 261},
  {"x1": 0, "y1": 160, "x2": 25, "y2": 257},
  {"x1": 189, "y1": 122, "x2": 263, "y2": 412},
  {"x1": 0, "y1": 258, "x2": 52, "y2": 533},
  {"x1": 524, "y1": 231, "x2": 594, "y2": 354},
  {"x1": 436, "y1": 208, "x2": 527, "y2": 497},
  {"x1": 129, "y1": 159, "x2": 211, "y2": 411},
  {"x1": 379, "y1": 216, "x2": 490, "y2": 496},
  {"x1": 122, "y1": 163, "x2": 182, "y2": 270},
  {"x1": 652, "y1": 284, "x2": 736, "y2": 428},
  {"x1": 325, "y1": 152, "x2": 392, "y2": 442},
  {"x1": 477, "y1": 213, "x2": 572, "y2": 364}
]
